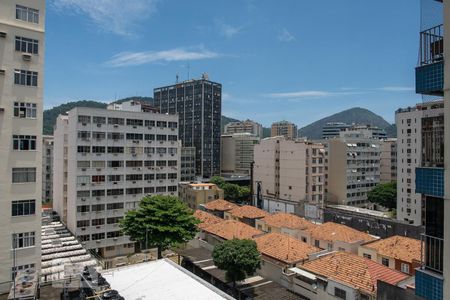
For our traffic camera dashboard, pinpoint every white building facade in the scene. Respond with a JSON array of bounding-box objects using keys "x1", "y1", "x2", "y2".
[
  {"x1": 0, "y1": 0, "x2": 45, "y2": 291},
  {"x1": 53, "y1": 105, "x2": 180, "y2": 258}
]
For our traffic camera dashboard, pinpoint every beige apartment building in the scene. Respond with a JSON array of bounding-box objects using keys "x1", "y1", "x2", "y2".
[
  {"x1": 253, "y1": 137, "x2": 325, "y2": 220},
  {"x1": 180, "y1": 146, "x2": 196, "y2": 182},
  {"x1": 326, "y1": 129, "x2": 381, "y2": 207},
  {"x1": 178, "y1": 183, "x2": 224, "y2": 209},
  {"x1": 271, "y1": 121, "x2": 298, "y2": 140},
  {"x1": 380, "y1": 138, "x2": 397, "y2": 183},
  {"x1": 224, "y1": 119, "x2": 263, "y2": 138},
  {"x1": 0, "y1": 0, "x2": 45, "y2": 291},
  {"x1": 221, "y1": 133, "x2": 259, "y2": 176},
  {"x1": 42, "y1": 135, "x2": 53, "y2": 203},
  {"x1": 53, "y1": 102, "x2": 180, "y2": 258}
]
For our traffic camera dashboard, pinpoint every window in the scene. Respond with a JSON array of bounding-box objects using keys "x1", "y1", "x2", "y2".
[
  {"x1": 107, "y1": 231, "x2": 123, "y2": 238},
  {"x1": 77, "y1": 176, "x2": 90, "y2": 185},
  {"x1": 145, "y1": 120, "x2": 155, "y2": 127},
  {"x1": 144, "y1": 174, "x2": 155, "y2": 181},
  {"x1": 108, "y1": 175, "x2": 122, "y2": 182},
  {"x1": 78, "y1": 235, "x2": 90, "y2": 242},
  {"x1": 314, "y1": 240, "x2": 320, "y2": 247},
  {"x1": 145, "y1": 134, "x2": 155, "y2": 141},
  {"x1": 14, "y1": 69, "x2": 38, "y2": 86},
  {"x1": 13, "y1": 135, "x2": 36, "y2": 151},
  {"x1": 157, "y1": 121, "x2": 167, "y2": 128},
  {"x1": 77, "y1": 190, "x2": 90, "y2": 198},
  {"x1": 168, "y1": 173, "x2": 177, "y2": 179},
  {"x1": 156, "y1": 134, "x2": 167, "y2": 141},
  {"x1": 108, "y1": 160, "x2": 124, "y2": 168},
  {"x1": 93, "y1": 116, "x2": 106, "y2": 124},
  {"x1": 363, "y1": 253, "x2": 372, "y2": 260},
  {"x1": 107, "y1": 203, "x2": 124, "y2": 210},
  {"x1": 126, "y1": 133, "x2": 143, "y2": 140},
  {"x1": 401, "y1": 263, "x2": 410, "y2": 274},
  {"x1": 77, "y1": 220, "x2": 89, "y2": 228},
  {"x1": 92, "y1": 146, "x2": 106, "y2": 153},
  {"x1": 78, "y1": 115, "x2": 91, "y2": 124},
  {"x1": 92, "y1": 161, "x2": 105, "y2": 168},
  {"x1": 126, "y1": 174, "x2": 142, "y2": 181},
  {"x1": 107, "y1": 217, "x2": 122, "y2": 224},
  {"x1": 144, "y1": 187, "x2": 155, "y2": 194},
  {"x1": 382, "y1": 257, "x2": 389, "y2": 267},
  {"x1": 107, "y1": 188, "x2": 124, "y2": 196},
  {"x1": 77, "y1": 205, "x2": 90, "y2": 213},
  {"x1": 126, "y1": 119, "x2": 143, "y2": 126},
  {"x1": 108, "y1": 146, "x2": 124, "y2": 154},
  {"x1": 14, "y1": 102, "x2": 37, "y2": 118},
  {"x1": 108, "y1": 117, "x2": 124, "y2": 125},
  {"x1": 77, "y1": 146, "x2": 90, "y2": 153},
  {"x1": 92, "y1": 132, "x2": 106, "y2": 140},
  {"x1": 12, "y1": 200, "x2": 36, "y2": 216},
  {"x1": 91, "y1": 204, "x2": 105, "y2": 212},
  {"x1": 15, "y1": 36, "x2": 39, "y2": 54},
  {"x1": 126, "y1": 188, "x2": 143, "y2": 195},
  {"x1": 360, "y1": 294, "x2": 370, "y2": 300},
  {"x1": 168, "y1": 186, "x2": 177, "y2": 192},
  {"x1": 12, "y1": 232, "x2": 35, "y2": 249},
  {"x1": 108, "y1": 132, "x2": 124, "y2": 140},
  {"x1": 334, "y1": 287, "x2": 346, "y2": 300},
  {"x1": 92, "y1": 190, "x2": 105, "y2": 197},
  {"x1": 156, "y1": 186, "x2": 166, "y2": 193},
  {"x1": 91, "y1": 233, "x2": 105, "y2": 241},
  {"x1": 168, "y1": 160, "x2": 177, "y2": 166},
  {"x1": 16, "y1": 5, "x2": 39, "y2": 23},
  {"x1": 92, "y1": 219, "x2": 105, "y2": 226},
  {"x1": 12, "y1": 168, "x2": 36, "y2": 183},
  {"x1": 126, "y1": 160, "x2": 143, "y2": 167},
  {"x1": 77, "y1": 161, "x2": 90, "y2": 168},
  {"x1": 92, "y1": 175, "x2": 105, "y2": 183}
]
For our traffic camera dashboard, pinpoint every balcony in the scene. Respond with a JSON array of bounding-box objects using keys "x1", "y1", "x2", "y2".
[
  {"x1": 416, "y1": 25, "x2": 443, "y2": 96},
  {"x1": 415, "y1": 167, "x2": 444, "y2": 197}
]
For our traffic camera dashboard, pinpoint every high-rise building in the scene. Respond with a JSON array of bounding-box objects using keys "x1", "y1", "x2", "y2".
[
  {"x1": 224, "y1": 119, "x2": 263, "y2": 138},
  {"x1": 322, "y1": 122, "x2": 350, "y2": 139},
  {"x1": 53, "y1": 103, "x2": 180, "y2": 258},
  {"x1": 153, "y1": 74, "x2": 222, "y2": 179},
  {"x1": 271, "y1": 121, "x2": 298, "y2": 140},
  {"x1": 325, "y1": 129, "x2": 380, "y2": 207},
  {"x1": 253, "y1": 137, "x2": 325, "y2": 220},
  {"x1": 180, "y1": 146, "x2": 196, "y2": 182},
  {"x1": 42, "y1": 135, "x2": 54, "y2": 203},
  {"x1": 221, "y1": 133, "x2": 259, "y2": 176},
  {"x1": 0, "y1": 1, "x2": 45, "y2": 291},
  {"x1": 379, "y1": 138, "x2": 397, "y2": 184},
  {"x1": 413, "y1": 0, "x2": 448, "y2": 299},
  {"x1": 347, "y1": 125, "x2": 387, "y2": 139}
]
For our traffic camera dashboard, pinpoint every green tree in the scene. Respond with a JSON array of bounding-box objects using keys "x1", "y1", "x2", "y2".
[
  {"x1": 223, "y1": 183, "x2": 241, "y2": 200},
  {"x1": 238, "y1": 186, "x2": 251, "y2": 201},
  {"x1": 212, "y1": 239, "x2": 261, "y2": 287},
  {"x1": 367, "y1": 181, "x2": 397, "y2": 209},
  {"x1": 120, "y1": 195, "x2": 199, "y2": 259},
  {"x1": 210, "y1": 176, "x2": 226, "y2": 188}
]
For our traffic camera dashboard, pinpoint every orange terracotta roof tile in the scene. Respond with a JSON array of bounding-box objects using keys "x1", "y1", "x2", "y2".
[
  {"x1": 309, "y1": 222, "x2": 377, "y2": 244},
  {"x1": 193, "y1": 210, "x2": 223, "y2": 229},
  {"x1": 201, "y1": 220, "x2": 263, "y2": 240},
  {"x1": 363, "y1": 235, "x2": 422, "y2": 263},
  {"x1": 301, "y1": 252, "x2": 409, "y2": 295},
  {"x1": 204, "y1": 199, "x2": 238, "y2": 212},
  {"x1": 254, "y1": 233, "x2": 320, "y2": 264},
  {"x1": 228, "y1": 205, "x2": 270, "y2": 219},
  {"x1": 190, "y1": 183, "x2": 216, "y2": 187},
  {"x1": 261, "y1": 213, "x2": 317, "y2": 231}
]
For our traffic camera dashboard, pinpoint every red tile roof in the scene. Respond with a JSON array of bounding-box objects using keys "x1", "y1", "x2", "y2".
[
  {"x1": 193, "y1": 210, "x2": 223, "y2": 229},
  {"x1": 204, "y1": 199, "x2": 238, "y2": 212},
  {"x1": 301, "y1": 252, "x2": 409, "y2": 295},
  {"x1": 201, "y1": 220, "x2": 263, "y2": 240},
  {"x1": 308, "y1": 222, "x2": 377, "y2": 244},
  {"x1": 261, "y1": 213, "x2": 317, "y2": 231},
  {"x1": 228, "y1": 205, "x2": 269, "y2": 219},
  {"x1": 362, "y1": 235, "x2": 422, "y2": 263},
  {"x1": 254, "y1": 233, "x2": 320, "y2": 264}
]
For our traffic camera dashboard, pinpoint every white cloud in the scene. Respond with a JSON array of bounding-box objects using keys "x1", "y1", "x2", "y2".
[
  {"x1": 51, "y1": 0, "x2": 159, "y2": 36},
  {"x1": 106, "y1": 47, "x2": 220, "y2": 67},
  {"x1": 278, "y1": 28, "x2": 296, "y2": 42},
  {"x1": 215, "y1": 20, "x2": 243, "y2": 38},
  {"x1": 265, "y1": 91, "x2": 337, "y2": 98},
  {"x1": 378, "y1": 86, "x2": 415, "y2": 92}
]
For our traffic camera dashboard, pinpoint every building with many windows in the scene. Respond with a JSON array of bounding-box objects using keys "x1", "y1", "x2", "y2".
[
  {"x1": 178, "y1": 183, "x2": 224, "y2": 210},
  {"x1": 379, "y1": 138, "x2": 397, "y2": 184},
  {"x1": 270, "y1": 121, "x2": 298, "y2": 140},
  {"x1": 153, "y1": 74, "x2": 222, "y2": 179},
  {"x1": 53, "y1": 103, "x2": 180, "y2": 258},
  {"x1": 42, "y1": 135, "x2": 53, "y2": 203},
  {"x1": 0, "y1": 1, "x2": 45, "y2": 291},
  {"x1": 325, "y1": 129, "x2": 381, "y2": 207},
  {"x1": 224, "y1": 119, "x2": 263, "y2": 138},
  {"x1": 253, "y1": 137, "x2": 325, "y2": 220},
  {"x1": 180, "y1": 146, "x2": 196, "y2": 182},
  {"x1": 221, "y1": 133, "x2": 259, "y2": 176},
  {"x1": 322, "y1": 122, "x2": 350, "y2": 139}
]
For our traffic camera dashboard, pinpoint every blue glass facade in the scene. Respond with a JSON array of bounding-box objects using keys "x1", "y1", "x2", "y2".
[
  {"x1": 416, "y1": 167, "x2": 444, "y2": 197},
  {"x1": 416, "y1": 269, "x2": 444, "y2": 300},
  {"x1": 415, "y1": 61, "x2": 444, "y2": 95}
]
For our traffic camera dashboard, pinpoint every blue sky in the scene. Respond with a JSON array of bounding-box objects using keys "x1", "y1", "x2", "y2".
[{"x1": 45, "y1": 0, "x2": 422, "y2": 127}]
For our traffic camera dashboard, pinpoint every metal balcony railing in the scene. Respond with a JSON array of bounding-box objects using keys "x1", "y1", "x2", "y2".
[
  {"x1": 419, "y1": 24, "x2": 443, "y2": 66},
  {"x1": 420, "y1": 233, "x2": 444, "y2": 274}
]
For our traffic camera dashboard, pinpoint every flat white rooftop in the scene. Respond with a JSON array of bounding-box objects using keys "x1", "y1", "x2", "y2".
[{"x1": 102, "y1": 259, "x2": 233, "y2": 300}]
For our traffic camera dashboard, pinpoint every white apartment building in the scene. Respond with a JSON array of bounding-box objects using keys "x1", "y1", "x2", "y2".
[
  {"x1": 0, "y1": 1, "x2": 45, "y2": 291},
  {"x1": 42, "y1": 135, "x2": 53, "y2": 203},
  {"x1": 326, "y1": 130, "x2": 380, "y2": 207},
  {"x1": 53, "y1": 104, "x2": 180, "y2": 258},
  {"x1": 224, "y1": 119, "x2": 263, "y2": 138},
  {"x1": 380, "y1": 138, "x2": 397, "y2": 183},
  {"x1": 395, "y1": 101, "x2": 444, "y2": 225},
  {"x1": 221, "y1": 133, "x2": 259, "y2": 176},
  {"x1": 253, "y1": 137, "x2": 325, "y2": 219}
]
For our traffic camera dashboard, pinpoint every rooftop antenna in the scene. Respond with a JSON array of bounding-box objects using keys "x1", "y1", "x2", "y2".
[
  {"x1": 176, "y1": 73, "x2": 179, "y2": 83},
  {"x1": 187, "y1": 63, "x2": 190, "y2": 80}
]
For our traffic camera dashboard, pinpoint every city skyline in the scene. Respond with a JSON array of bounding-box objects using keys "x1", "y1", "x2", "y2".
[{"x1": 45, "y1": 0, "x2": 421, "y2": 127}]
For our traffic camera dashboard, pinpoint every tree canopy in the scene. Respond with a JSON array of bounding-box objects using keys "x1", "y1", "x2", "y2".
[
  {"x1": 367, "y1": 181, "x2": 397, "y2": 209},
  {"x1": 210, "y1": 176, "x2": 251, "y2": 203},
  {"x1": 212, "y1": 239, "x2": 261, "y2": 286},
  {"x1": 120, "y1": 195, "x2": 199, "y2": 258}
]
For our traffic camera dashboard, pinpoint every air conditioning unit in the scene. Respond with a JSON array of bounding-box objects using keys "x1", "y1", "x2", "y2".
[
  {"x1": 96, "y1": 197, "x2": 101, "y2": 200},
  {"x1": 147, "y1": 180, "x2": 152, "y2": 183},
  {"x1": 96, "y1": 168, "x2": 101, "y2": 171},
  {"x1": 81, "y1": 198, "x2": 86, "y2": 202},
  {"x1": 113, "y1": 195, "x2": 118, "y2": 198},
  {"x1": 96, "y1": 226, "x2": 101, "y2": 229},
  {"x1": 0, "y1": 70, "x2": 5, "y2": 76},
  {"x1": 82, "y1": 123, "x2": 87, "y2": 126},
  {"x1": 97, "y1": 124, "x2": 102, "y2": 127},
  {"x1": 113, "y1": 124, "x2": 119, "y2": 128},
  {"x1": 22, "y1": 53, "x2": 32, "y2": 61},
  {"x1": 113, "y1": 182, "x2": 117, "y2": 185},
  {"x1": 0, "y1": 32, "x2": 6, "y2": 38},
  {"x1": 133, "y1": 126, "x2": 137, "y2": 129},
  {"x1": 137, "y1": 167, "x2": 141, "y2": 171},
  {"x1": 81, "y1": 183, "x2": 86, "y2": 186},
  {"x1": 113, "y1": 237, "x2": 118, "y2": 241},
  {"x1": 81, "y1": 227, "x2": 86, "y2": 231},
  {"x1": 81, "y1": 168, "x2": 86, "y2": 171},
  {"x1": 147, "y1": 140, "x2": 152, "y2": 143},
  {"x1": 132, "y1": 154, "x2": 137, "y2": 157},
  {"x1": 81, "y1": 153, "x2": 87, "y2": 156},
  {"x1": 148, "y1": 127, "x2": 153, "y2": 130},
  {"x1": 132, "y1": 181, "x2": 136, "y2": 184}
]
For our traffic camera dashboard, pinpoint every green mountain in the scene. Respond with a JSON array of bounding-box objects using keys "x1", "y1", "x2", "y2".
[
  {"x1": 221, "y1": 115, "x2": 240, "y2": 133},
  {"x1": 43, "y1": 97, "x2": 154, "y2": 135},
  {"x1": 297, "y1": 107, "x2": 396, "y2": 140}
]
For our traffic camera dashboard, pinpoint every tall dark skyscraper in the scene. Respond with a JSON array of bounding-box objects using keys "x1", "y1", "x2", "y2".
[{"x1": 153, "y1": 74, "x2": 222, "y2": 178}]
